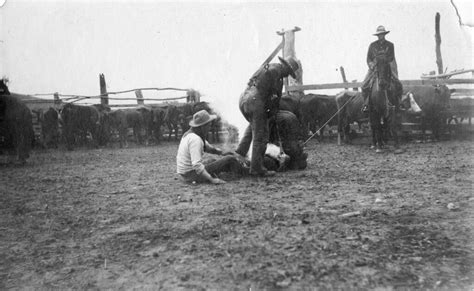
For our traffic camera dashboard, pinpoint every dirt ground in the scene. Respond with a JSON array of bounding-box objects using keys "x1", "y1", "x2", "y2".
[{"x1": 1, "y1": 136, "x2": 473, "y2": 290}]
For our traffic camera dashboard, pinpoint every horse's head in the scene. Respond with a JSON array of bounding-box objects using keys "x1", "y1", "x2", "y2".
[{"x1": 374, "y1": 56, "x2": 391, "y2": 89}]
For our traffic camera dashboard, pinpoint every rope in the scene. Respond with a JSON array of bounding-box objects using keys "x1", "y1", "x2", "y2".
[{"x1": 302, "y1": 92, "x2": 358, "y2": 145}]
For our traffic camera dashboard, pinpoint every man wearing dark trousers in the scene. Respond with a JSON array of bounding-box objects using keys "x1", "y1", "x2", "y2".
[{"x1": 235, "y1": 56, "x2": 299, "y2": 177}]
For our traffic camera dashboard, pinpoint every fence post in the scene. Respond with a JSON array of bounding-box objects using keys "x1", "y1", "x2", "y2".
[
  {"x1": 53, "y1": 92, "x2": 60, "y2": 105},
  {"x1": 135, "y1": 90, "x2": 144, "y2": 105},
  {"x1": 277, "y1": 27, "x2": 303, "y2": 93},
  {"x1": 351, "y1": 80, "x2": 359, "y2": 91},
  {"x1": 435, "y1": 13, "x2": 444, "y2": 75},
  {"x1": 339, "y1": 66, "x2": 348, "y2": 90},
  {"x1": 99, "y1": 73, "x2": 109, "y2": 105}
]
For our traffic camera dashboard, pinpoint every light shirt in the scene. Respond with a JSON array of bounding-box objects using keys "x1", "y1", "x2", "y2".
[{"x1": 176, "y1": 131, "x2": 213, "y2": 175}]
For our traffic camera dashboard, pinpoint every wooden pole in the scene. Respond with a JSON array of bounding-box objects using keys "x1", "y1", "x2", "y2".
[
  {"x1": 135, "y1": 89, "x2": 144, "y2": 105},
  {"x1": 277, "y1": 27, "x2": 303, "y2": 93},
  {"x1": 339, "y1": 66, "x2": 348, "y2": 89},
  {"x1": 435, "y1": 13, "x2": 444, "y2": 75},
  {"x1": 99, "y1": 73, "x2": 109, "y2": 105}
]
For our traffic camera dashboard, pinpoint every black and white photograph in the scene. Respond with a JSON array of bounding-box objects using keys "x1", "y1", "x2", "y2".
[{"x1": 1, "y1": 0, "x2": 473, "y2": 289}]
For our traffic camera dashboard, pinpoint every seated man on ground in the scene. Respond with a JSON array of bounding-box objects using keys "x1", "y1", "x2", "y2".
[
  {"x1": 176, "y1": 110, "x2": 248, "y2": 184},
  {"x1": 263, "y1": 110, "x2": 308, "y2": 172}
]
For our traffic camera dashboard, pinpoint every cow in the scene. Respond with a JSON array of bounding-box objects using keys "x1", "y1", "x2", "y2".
[
  {"x1": 402, "y1": 84, "x2": 451, "y2": 141},
  {"x1": 335, "y1": 91, "x2": 369, "y2": 144},
  {"x1": 122, "y1": 108, "x2": 147, "y2": 145},
  {"x1": 0, "y1": 94, "x2": 34, "y2": 164},
  {"x1": 135, "y1": 106, "x2": 155, "y2": 145},
  {"x1": 279, "y1": 93, "x2": 303, "y2": 120},
  {"x1": 174, "y1": 103, "x2": 194, "y2": 137},
  {"x1": 164, "y1": 104, "x2": 181, "y2": 141},
  {"x1": 151, "y1": 107, "x2": 166, "y2": 143},
  {"x1": 192, "y1": 101, "x2": 221, "y2": 142},
  {"x1": 92, "y1": 104, "x2": 112, "y2": 146},
  {"x1": 298, "y1": 94, "x2": 338, "y2": 139},
  {"x1": 37, "y1": 107, "x2": 60, "y2": 149},
  {"x1": 109, "y1": 109, "x2": 129, "y2": 148},
  {"x1": 60, "y1": 103, "x2": 101, "y2": 150}
]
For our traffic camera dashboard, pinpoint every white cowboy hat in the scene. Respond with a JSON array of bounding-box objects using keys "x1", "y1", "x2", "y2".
[
  {"x1": 189, "y1": 109, "x2": 217, "y2": 127},
  {"x1": 373, "y1": 25, "x2": 390, "y2": 36}
]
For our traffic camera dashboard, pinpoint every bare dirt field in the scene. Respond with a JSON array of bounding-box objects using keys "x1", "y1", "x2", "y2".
[{"x1": 1, "y1": 137, "x2": 473, "y2": 290}]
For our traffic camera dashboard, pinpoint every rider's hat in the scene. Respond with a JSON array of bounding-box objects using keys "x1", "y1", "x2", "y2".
[
  {"x1": 373, "y1": 25, "x2": 390, "y2": 36},
  {"x1": 278, "y1": 56, "x2": 299, "y2": 79}
]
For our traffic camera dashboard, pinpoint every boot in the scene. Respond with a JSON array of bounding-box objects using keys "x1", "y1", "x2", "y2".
[{"x1": 361, "y1": 90, "x2": 369, "y2": 113}]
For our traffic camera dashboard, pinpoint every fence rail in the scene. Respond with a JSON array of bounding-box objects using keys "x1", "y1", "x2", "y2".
[{"x1": 287, "y1": 78, "x2": 474, "y2": 92}]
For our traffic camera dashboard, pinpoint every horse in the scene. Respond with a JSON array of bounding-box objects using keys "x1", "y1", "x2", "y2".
[{"x1": 369, "y1": 57, "x2": 403, "y2": 153}]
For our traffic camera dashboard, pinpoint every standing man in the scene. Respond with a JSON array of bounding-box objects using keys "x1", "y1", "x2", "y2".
[
  {"x1": 361, "y1": 25, "x2": 399, "y2": 112},
  {"x1": 176, "y1": 110, "x2": 248, "y2": 184},
  {"x1": 235, "y1": 56, "x2": 299, "y2": 177}
]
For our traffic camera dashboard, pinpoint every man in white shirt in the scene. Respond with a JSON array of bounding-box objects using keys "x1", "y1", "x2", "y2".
[{"x1": 176, "y1": 110, "x2": 248, "y2": 184}]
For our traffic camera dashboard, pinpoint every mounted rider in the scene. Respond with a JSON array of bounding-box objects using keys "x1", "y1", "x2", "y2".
[{"x1": 361, "y1": 25, "x2": 399, "y2": 112}]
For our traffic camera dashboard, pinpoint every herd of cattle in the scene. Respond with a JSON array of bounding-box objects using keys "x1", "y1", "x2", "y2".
[
  {"x1": 0, "y1": 94, "x2": 238, "y2": 163},
  {"x1": 52, "y1": 100, "x2": 230, "y2": 151},
  {"x1": 280, "y1": 84, "x2": 453, "y2": 143},
  {"x1": 0, "y1": 83, "x2": 462, "y2": 164}
]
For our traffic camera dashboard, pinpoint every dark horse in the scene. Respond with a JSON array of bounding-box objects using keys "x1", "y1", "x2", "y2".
[{"x1": 369, "y1": 57, "x2": 403, "y2": 153}]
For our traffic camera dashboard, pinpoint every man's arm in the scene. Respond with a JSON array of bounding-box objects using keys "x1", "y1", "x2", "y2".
[
  {"x1": 367, "y1": 43, "x2": 375, "y2": 68},
  {"x1": 205, "y1": 141, "x2": 236, "y2": 156},
  {"x1": 204, "y1": 141, "x2": 223, "y2": 155}
]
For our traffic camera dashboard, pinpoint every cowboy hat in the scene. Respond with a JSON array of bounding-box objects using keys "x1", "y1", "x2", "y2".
[
  {"x1": 278, "y1": 56, "x2": 299, "y2": 78},
  {"x1": 373, "y1": 25, "x2": 390, "y2": 36},
  {"x1": 189, "y1": 110, "x2": 217, "y2": 127}
]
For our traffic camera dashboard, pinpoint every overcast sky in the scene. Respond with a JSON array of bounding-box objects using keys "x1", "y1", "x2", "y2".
[{"x1": 1, "y1": 0, "x2": 473, "y2": 130}]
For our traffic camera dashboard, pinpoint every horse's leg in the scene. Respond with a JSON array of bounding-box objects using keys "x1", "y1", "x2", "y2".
[
  {"x1": 375, "y1": 120, "x2": 384, "y2": 152},
  {"x1": 167, "y1": 123, "x2": 172, "y2": 141},
  {"x1": 345, "y1": 124, "x2": 351, "y2": 144},
  {"x1": 174, "y1": 124, "x2": 179, "y2": 141},
  {"x1": 337, "y1": 112, "x2": 343, "y2": 145},
  {"x1": 368, "y1": 120, "x2": 375, "y2": 148},
  {"x1": 370, "y1": 113, "x2": 383, "y2": 152},
  {"x1": 420, "y1": 115, "x2": 426, "y2": 142},
  {"x1": 391, "y1": 108, "x2": 404, "y2": 153},
  {"x1": 318, "y1": 125, "x2": 325, "y2": 141}
]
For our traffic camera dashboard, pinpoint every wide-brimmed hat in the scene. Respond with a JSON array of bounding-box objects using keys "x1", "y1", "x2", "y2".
[
  {"x1": 373, "y1": 25, "x2": 390, "y2": 36},
  {"x1": 278, "y1": 56, "x2": 299, "y2": 78},
  {"x1": 189, "y1": 110, "x2": 217, "y2": 127}
]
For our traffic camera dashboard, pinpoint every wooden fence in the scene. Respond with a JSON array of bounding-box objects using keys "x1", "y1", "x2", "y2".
[{"x1": 287, "y1": 78, "x2": 474, "y2": 94}]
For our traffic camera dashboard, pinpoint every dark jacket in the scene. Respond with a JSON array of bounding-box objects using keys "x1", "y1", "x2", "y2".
[
  {"x1": 367, "y1": 39, "x2": 395, "y2": 66},
  {"x1": 248, "y1": 63, "x2": 285, "y2": 114}
]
